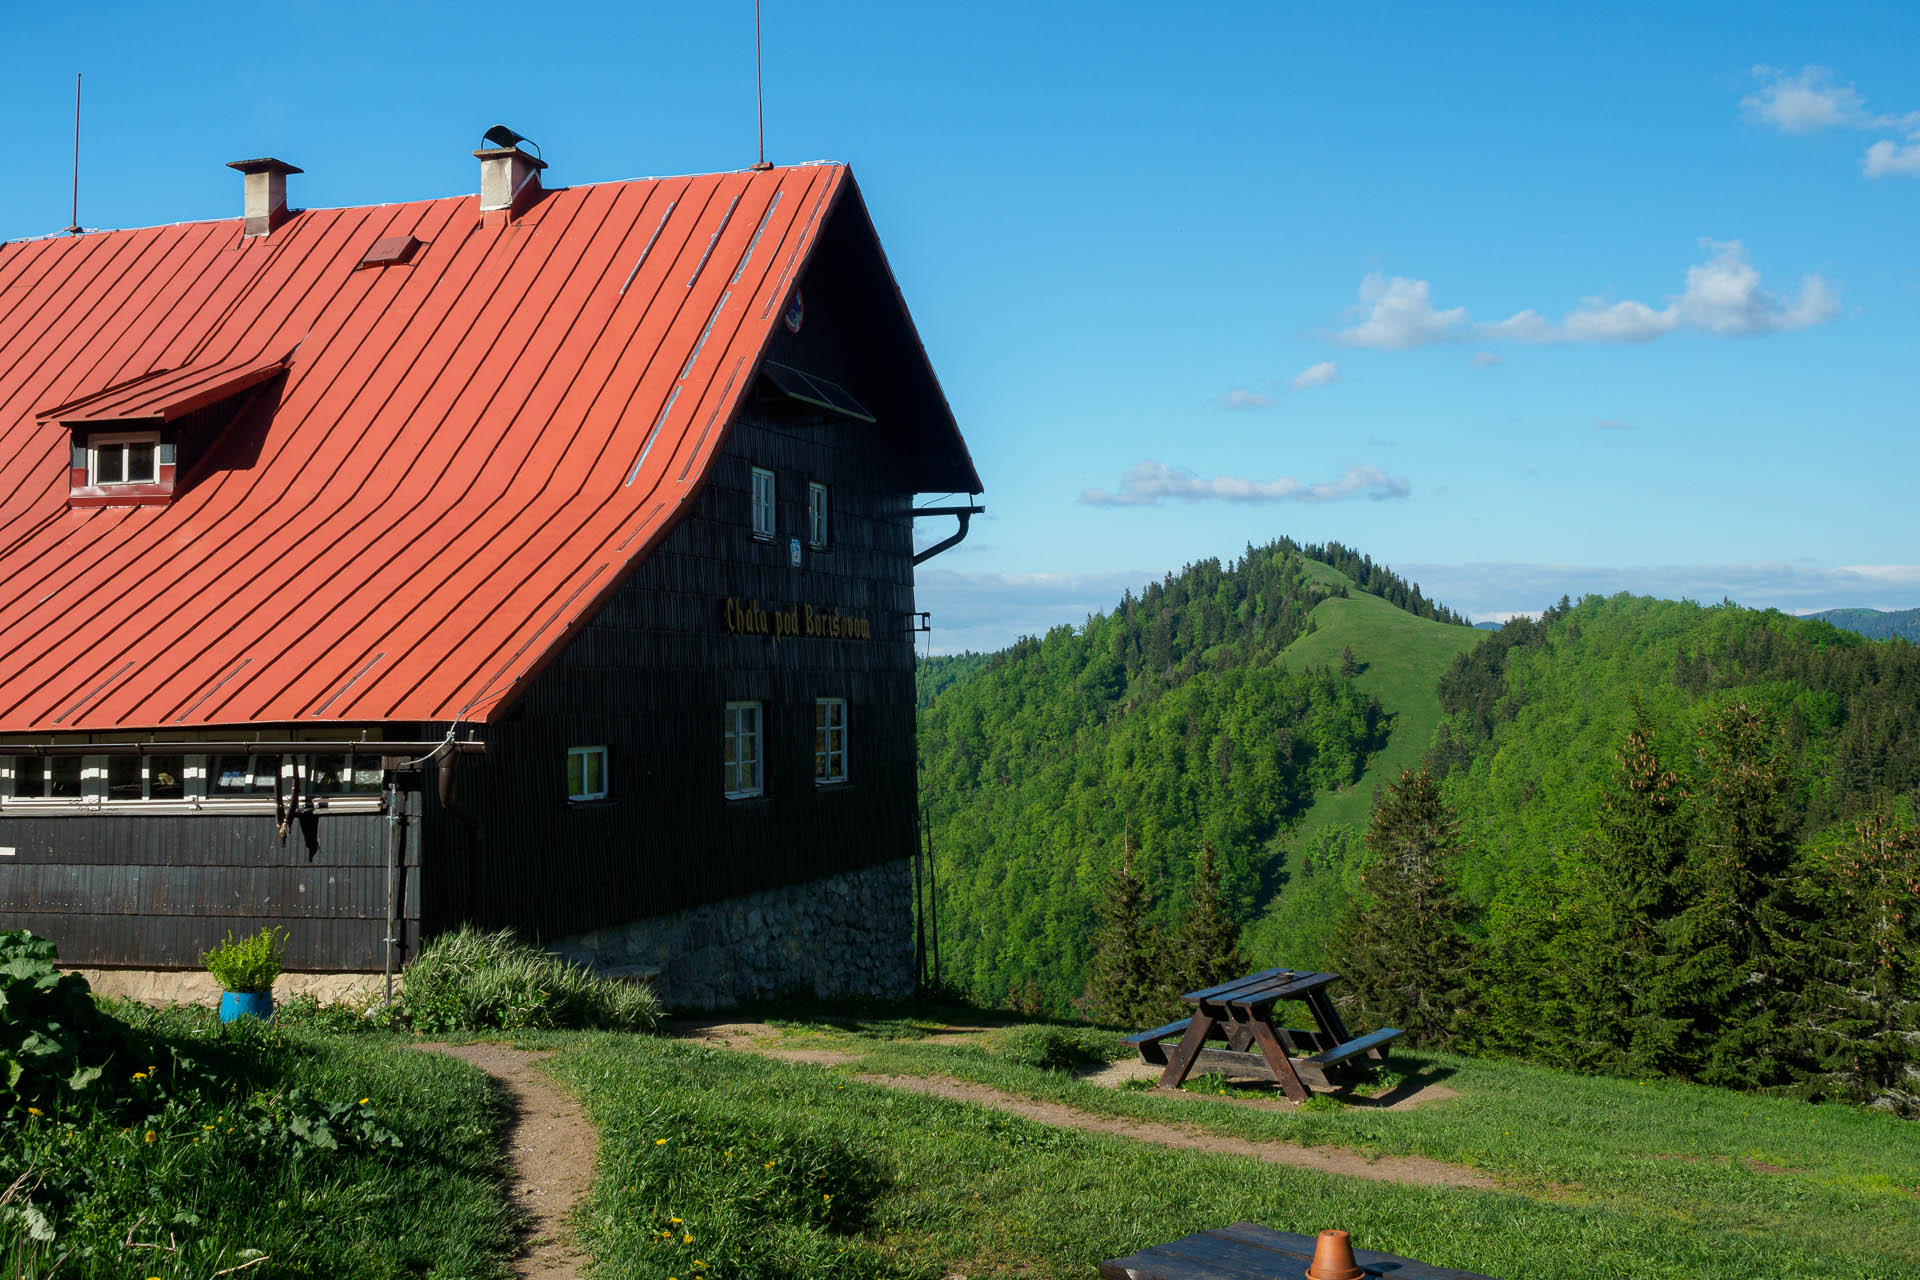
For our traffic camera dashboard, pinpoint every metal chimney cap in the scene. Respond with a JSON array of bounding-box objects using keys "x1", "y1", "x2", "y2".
[
  {"x1": 472, "y1": 146, "x2": 548, "y2": 171},
  {"x1": 226, "y1": 157, "x2": 304, "y2": 176}
]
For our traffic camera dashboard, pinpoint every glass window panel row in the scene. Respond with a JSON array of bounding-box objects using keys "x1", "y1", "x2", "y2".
[{"x1": 1, "y1": 753, "x2": 383, "y2": 802}]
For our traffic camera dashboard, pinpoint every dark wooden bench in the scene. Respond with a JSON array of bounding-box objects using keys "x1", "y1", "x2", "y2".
[
  {"x1": 1121, "y1": 1018, "x2": 1195, "y2": 1067},
  {"x1": 1125, "y1": 966, "x2": 1402, "y2": 1100},
  {"x1": 1099, "y1": 1221, "x2": 1497, "y2": 1280}
]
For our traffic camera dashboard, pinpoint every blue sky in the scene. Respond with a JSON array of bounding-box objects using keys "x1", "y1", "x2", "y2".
[{"x1": 5, "y1": 2, "x2": 1916, "y2": 650}]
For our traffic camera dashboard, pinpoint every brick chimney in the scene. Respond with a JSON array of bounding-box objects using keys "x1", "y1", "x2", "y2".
[
  {"x1": 475, "y1": 144, "x2": 547, "y2": 220},
  {"x1": 225, "y1": 158, "x2": 302, "y2": 237}
]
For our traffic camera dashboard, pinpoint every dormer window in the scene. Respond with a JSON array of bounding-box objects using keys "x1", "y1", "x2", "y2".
[
  {"x1": 38, "y1": 349, "x2": 291, "y2": 510},
  {"x1": 87, "y1": 432, "x2": 163, "y2": 487}
]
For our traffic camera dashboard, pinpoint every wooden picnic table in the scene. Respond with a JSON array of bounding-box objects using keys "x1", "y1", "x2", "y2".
[
  {"x1": 1100, "y1": 1221, "x2": 1497, "y2": 1280},
  {"x1": 1121, "y1": 967, "x2": 1401, "y2": 1102}
]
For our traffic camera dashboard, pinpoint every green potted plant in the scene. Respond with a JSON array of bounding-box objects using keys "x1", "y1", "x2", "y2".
[{"x1": 202, "y1": 926, "x2": 288, "y2": 1022}]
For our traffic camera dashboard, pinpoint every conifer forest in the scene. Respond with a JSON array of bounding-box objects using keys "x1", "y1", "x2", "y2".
[{"x1": 917, "y1": 541, "x2": 1920, "y2": 1113}]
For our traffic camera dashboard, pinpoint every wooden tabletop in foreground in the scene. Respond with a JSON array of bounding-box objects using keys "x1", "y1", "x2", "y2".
[{"x1": 1098, "y1": 1221, "x2": 1498, "y2": 1280}]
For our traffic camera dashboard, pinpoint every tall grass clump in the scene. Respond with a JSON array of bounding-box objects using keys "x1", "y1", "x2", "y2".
[{"x1": 402, "y1": 926, "x2": 661, "y2": 1033}]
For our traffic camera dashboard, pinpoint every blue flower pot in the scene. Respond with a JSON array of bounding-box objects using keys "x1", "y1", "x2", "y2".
[{"x1": 219, "y1": 990, "x2": 274, "y2": 1023}]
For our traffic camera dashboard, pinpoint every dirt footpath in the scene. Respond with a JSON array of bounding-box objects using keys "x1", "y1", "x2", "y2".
[
  {"x1": 418, "y1": 1043, "x2": 597, "y2": 1280},
  {"x1": 858, "y1": 1073, "x2": 1495, "y2": 1190}
]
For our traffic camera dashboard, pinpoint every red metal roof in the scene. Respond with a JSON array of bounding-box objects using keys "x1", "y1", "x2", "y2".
[
  {"x1": 0, "y1": 162, "x2": 956, "y2": 732},
  {"x1": 39, "y1": 350, "x2": 292, "y2": 425}
]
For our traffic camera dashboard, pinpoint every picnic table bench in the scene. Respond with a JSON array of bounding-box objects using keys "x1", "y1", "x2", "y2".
[
  {"x1": 1100, "y1": 1222, "x2": 1497, "y2": 1280},
  {"x1": 1122, "y1": 968, "x2": 1400, "y2": 1101}
]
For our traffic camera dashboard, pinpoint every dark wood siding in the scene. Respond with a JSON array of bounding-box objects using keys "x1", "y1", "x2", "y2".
[
  {"x1": 423, "y1": 397, "x2": 920, "y2": 942},
  {"x1": 0, "y1": 804, "x2": 418, "y2": 970}
]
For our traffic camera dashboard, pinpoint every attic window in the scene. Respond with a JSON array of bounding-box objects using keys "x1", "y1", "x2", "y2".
[
  {"x1": 39, "y1": 350, "x2": 290, "y2": 510},
  {"x1": 358, "y1": 235, "x2": 421, "y2": 269},
  {"x1": 87, "y1": 432, "x2": 162, "y2": 486},
  {"x1": 758, "y1": 361, "x2": 875, "y2": 423}
]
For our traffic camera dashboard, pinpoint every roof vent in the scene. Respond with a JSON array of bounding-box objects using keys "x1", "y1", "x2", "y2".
[
  {"x1": 475, "y1": 125, "x2": 546, "y2": 220},
  {"x1": 358, "y1": 234, "x2": 421, "y2": 269},
  {"x1": 225, "y1": 157, "x2": 302, "y2": 238}
]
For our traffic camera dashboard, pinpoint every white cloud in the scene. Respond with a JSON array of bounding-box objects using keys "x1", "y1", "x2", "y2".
[
  {"x1": 1290, "y1": 360, "x2": 1339, "y2": 390},
  {"x1": 1216, "y1": 386, "x2": 1275, "y2": 410},
  {"x1": 1864, "y1": 135, "x2": 1920, "y2": 178},
  {"x1": 1592, "y1": 419, "x2": 1633, "y2": 431},
  {"x1": 1742, "y1": 65, "x2": 1879, "y2": 133},
  {"x1": 1472, "y1": 351, "x2": 1504, "y2": 367},
  {"x1": 1741, "y1": 65, "x2": 1920, "y2": 181},
  {"x1": 1081, "y1": 461, "x2": 1410, "y2": 507},
  {"x1": 1335, "y1": 273, "x2": 1469, "y2": 349},
  {"x1": 1474, "y1": 241, "x2": 1836, "y2": 344}
]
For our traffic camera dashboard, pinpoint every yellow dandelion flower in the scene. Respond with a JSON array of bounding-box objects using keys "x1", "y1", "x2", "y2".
[
  {"x1": 26, "y1": 1108, "x2": 42, "y2": 1117},
  {"x1": 359, "y1": 1098, "x2": 370, "y2": 1106},
  {"x1": 670, "y1": 1217, "x2": 682, "y2": 1224},
  {"x1": 655, "y1": 1138, "x2": 669, "y2": 1146},
  {"x1": 683, "y1": 1233, "x2": 693, "y2": 1244},
  {"x1": 764, "y1": 1160, "x2": 775, "y2": 1169},
  {"x1": 823, "y1": 1193, "x2": 832, "y2": 1201},
  {"x1": 132, "y1": 1071, "x2": 148, "y2": 1082},
  {"x1": 144, "y1": 1130, "x2": 157, "y2": 1143},
  {"x1": 204, "y1": 1124, "x2": 216, "y2": 1131}
]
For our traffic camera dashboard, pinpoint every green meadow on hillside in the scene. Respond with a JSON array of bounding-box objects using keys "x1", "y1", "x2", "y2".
[{"x1": 1242, "y1": 560, "x2": 1485, "y2": 966}]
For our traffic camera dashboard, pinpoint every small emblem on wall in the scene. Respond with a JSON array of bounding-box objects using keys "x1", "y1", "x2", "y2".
[
  {"x1": 789, "y1": 537, "x2": 802, "y2": 567},
  {"x1": 784, "y1": 289, "x2": 805, "y2": 333}
]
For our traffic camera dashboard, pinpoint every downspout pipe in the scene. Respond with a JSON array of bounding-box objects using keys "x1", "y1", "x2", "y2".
[{"x1": 912, "y1": 503, "x2": 985, "y2": 566}]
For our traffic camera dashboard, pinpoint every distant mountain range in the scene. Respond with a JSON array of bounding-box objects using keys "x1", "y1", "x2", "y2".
[{"x1": 1807, "y1": 607, "x2": 1920, "y2": 642}]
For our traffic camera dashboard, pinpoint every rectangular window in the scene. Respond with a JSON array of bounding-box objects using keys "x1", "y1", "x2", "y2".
[
  {"x1": 808, "y1": 482, "x2": 830, "y2": 548},
  {"x1": 48, "y1": 756, "x2": 82, "y2": 799},
  {"x1": 107, "y1": 755, "x2": 144, "y2": 801},
  {"x1": 87, "y1": 432, "x2": 161, "y2": 486},
  {"x1": 7, "y1": 757, "x2": 46, "y2": 799},
  {"x1": 814, "y1": 698, "x2": 848, "y2": 784},
  {"x1": 567, "y1": 746, "x2": 608, "y2": 802},
  {"x1": 724, "y1": 701, "x2": 763, "y2": 798},
  {"x1": 751, "y1": 467, "x2": 776, "y2": 539},
  {"x1": 146, "y1": 755, "x2": 187, "y2": 800},
  {"x1": 211, "y1": 754, "x2": 268, "y2": 797}
]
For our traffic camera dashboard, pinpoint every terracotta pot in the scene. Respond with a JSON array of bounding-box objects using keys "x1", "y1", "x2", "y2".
[{"x1": 1305, "y1": 1229, "x2": 1365, "y2": 1280}]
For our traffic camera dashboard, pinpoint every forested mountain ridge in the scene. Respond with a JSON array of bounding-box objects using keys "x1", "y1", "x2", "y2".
[
  {"x1": 1379, "y1": 593, "x2": 1920, "y2": 1102},
  {"x1": 1808, "y1": 606, "x2": 1920, "y2": 643},
  {"x1": 916, "y1": 540, "x2": 1469, "y2": 1012},
  {"x1": 1425, "y1": 594, "x2": 1920, "y2": 903}
]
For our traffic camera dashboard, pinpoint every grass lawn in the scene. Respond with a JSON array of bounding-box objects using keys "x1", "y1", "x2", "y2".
[
  {"x1": 2, "y1": 1002, "x2": 516, "y2": 1280},
  {"x1": 536, "y1": 1005, "x2": 1920, "y2": 1280}
]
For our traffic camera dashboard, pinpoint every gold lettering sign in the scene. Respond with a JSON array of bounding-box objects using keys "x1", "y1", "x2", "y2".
[{"x1": 723, "y1": 598, "x2": 873, "y2": 642}]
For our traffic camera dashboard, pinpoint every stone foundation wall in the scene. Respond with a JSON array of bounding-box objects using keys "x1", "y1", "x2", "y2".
[
  {"x1": 552, "y1": 856, "x2": 916, "y2": 1010},
  {"x1": 66, "y1": 969, "x2": 397, "y2": 1009}
]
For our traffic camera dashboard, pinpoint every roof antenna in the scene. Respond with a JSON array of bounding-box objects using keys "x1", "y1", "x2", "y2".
[
  {"x1": 750, "y1": 0, "x2": 773, "y2": 171},
  {"x1": 64, "y1": 73, "x2": 82, "y2": 235}
]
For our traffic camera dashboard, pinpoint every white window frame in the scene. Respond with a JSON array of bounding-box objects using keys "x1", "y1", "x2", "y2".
[
  {"x1": 86, "y1": 430, "x2": 162, "y2": 486},
  {"x1": 751, "y1": 467, "x2": 776, "y2": 539},
  {"x1": 567, "y1": 745, "x2": 609, "y2": 802},
  {"x1": 808, "y1": 482, "x2": 830, "y2": 549},
  {"x1": 814, "y1": 698, "x2": 848, "y2": 784},
  {"x1": 724, "y1": 701, "x2": 763, "y2": 798}
]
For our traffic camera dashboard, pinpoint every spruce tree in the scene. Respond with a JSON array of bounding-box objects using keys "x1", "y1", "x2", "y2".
[
  {"x1": 1086, "y1": 837, "x2": 1170, "y2": 1026},
  {"x1": 1673, "y1": 703, "x2": 1805, "y2": 1087},
  {"x1": 1558, "y1": 704, "x2": 1695, "y2": 1075},
  {"x1": 1329, "y1": 768, "x2": 1476, "y2": 1046},
  {"x1": 1340, "y1": 645, "x2": 1360, "y2": 679},
  {"x1": 1799, "y1": 807, "x2": 1920, "y2": 1114},
  {"x1": 1170, "y1": 844, "x2": 1247, "y2": 994}
]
